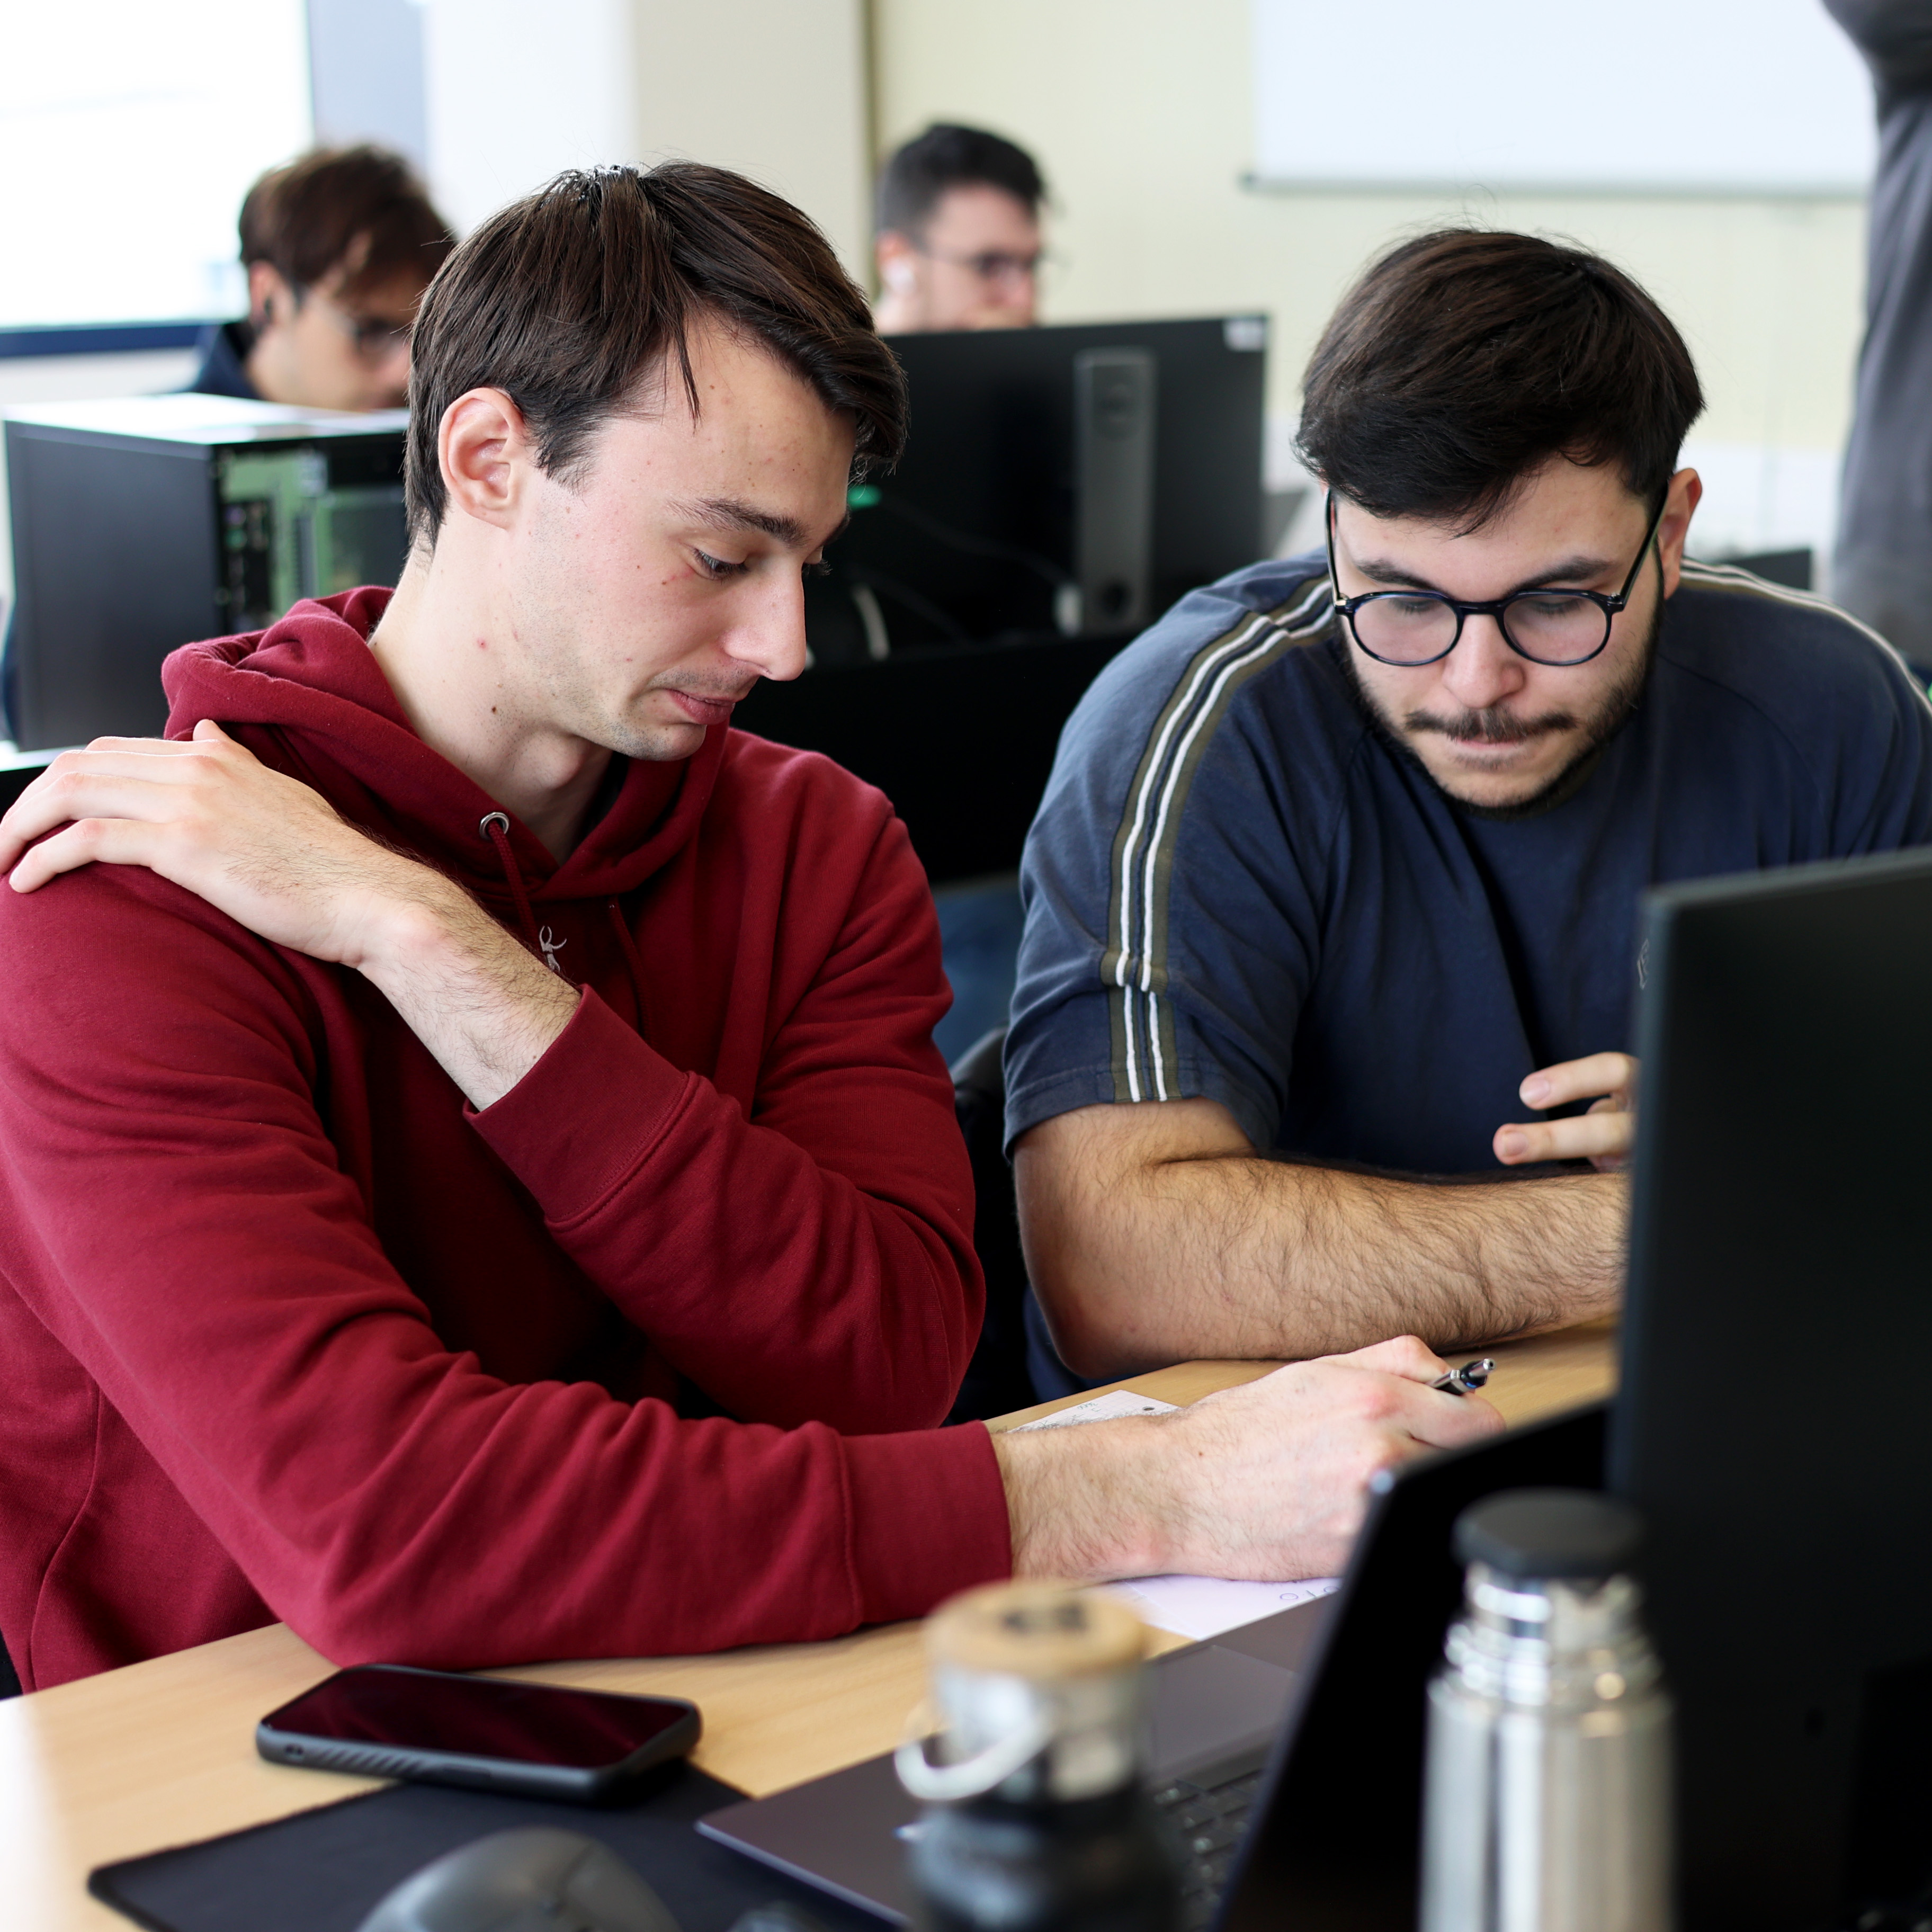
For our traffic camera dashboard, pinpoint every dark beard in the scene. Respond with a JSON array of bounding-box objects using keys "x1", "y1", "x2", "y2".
[{"x1": 1339, "y1": 596, "x2": 1661, "y2": 822}]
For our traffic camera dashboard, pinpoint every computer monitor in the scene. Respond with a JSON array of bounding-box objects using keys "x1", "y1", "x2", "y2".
[
  {"x1": 1612, "y1": 846, "x2": 1932, "y2": 1929},
  {"x1": 4, "y1": 395, "x2": 407, "y2": 749},
  {"x1": 736, "y1": 317, "x2": 1267, "y2": 881},
  {"x1": 807, "y1": 316, "x2": 1266, "y2": 659}
]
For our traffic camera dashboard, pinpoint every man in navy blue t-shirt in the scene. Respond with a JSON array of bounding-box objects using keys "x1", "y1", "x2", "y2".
[{"x1": 1007, "y1": 229, "x2": 1932, "y2": 1392}]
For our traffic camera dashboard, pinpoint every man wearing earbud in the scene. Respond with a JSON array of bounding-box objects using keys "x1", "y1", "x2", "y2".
[
  {"x1": 187, "y1": 145, "x2": 454, "y2": 413},
  {"x1": 873, "y1": 125, "x2": 1046, "y2": 334},
  {"x1": 0, "y1": 165, "x2": 1500, "y2": 1693}
]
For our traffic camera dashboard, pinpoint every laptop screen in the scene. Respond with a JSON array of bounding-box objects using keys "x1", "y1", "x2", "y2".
[{"x1": 1218, "y1": 1401, "x2": 1606, "y2": 1932}]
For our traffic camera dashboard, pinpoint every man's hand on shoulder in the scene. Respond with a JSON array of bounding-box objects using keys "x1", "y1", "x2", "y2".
[
  {"x1": 1494, "y1": 1053, "x2": 1638, "y2": 1171},
  {"x1": 991, "y1": 1337, "x2": 1503, "y2": 1585},
  {"x1": 2, "y1": 722, "x2": 453, "y2": 967},
  {"x1": 0, "y1": 722, "x2": 576, "y2": 1108}
]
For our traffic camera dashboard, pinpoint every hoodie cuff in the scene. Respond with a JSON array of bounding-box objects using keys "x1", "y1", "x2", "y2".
[
  {"x1": 469, "y1": 988, "x2": 693, "y2": 1223},
  {"x1": 842, "y1": 1423, "x2": 1013, "y2": 1626}
]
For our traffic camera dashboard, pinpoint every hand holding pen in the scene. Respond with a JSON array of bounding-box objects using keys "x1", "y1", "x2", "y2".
[{"x1": 1431, "y1": 1358, "x2": 1495, "y2": 1396}]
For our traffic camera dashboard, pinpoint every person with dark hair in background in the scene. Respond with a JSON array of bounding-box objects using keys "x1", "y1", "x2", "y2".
[
  {"x1": 873, "y1": 123, "x2": 1045, "y2": 332},
  {"x1": 1007, "y1": 229, "x2": 1932, "y2": 1397},
  {"x1": 188, "y1": 144, "x2": 454, "y2": 412},
  {"x1": 1826, "y1": 0, "x2": 1932, "y2": 674},
  {"x1": 0, "y1": 165, "x2": 1498, "y2": 1693}
]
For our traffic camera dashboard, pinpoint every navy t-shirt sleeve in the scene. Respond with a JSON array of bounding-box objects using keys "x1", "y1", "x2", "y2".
[
  {"x1": 1823, "y1": 633, "x2": 1932, "y2": 852},
  {"x1": 1670, "y1": 570, "x2": 1932, "y2": 858},
  {"x1": 1005, "y1": 570, "x2": 1339, "y2": 1153}
]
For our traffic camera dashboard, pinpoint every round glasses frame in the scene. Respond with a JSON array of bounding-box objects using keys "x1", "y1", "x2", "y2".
[
  {"x1": 300, "y1": 286, "x2": 415, "y2": 364},
  {"x1": 913, "y1": 243, "x2": 1047, "y2": 286},
  {"x1": 1324, "y1": 489, "x2": 1667, "y2": 668}
]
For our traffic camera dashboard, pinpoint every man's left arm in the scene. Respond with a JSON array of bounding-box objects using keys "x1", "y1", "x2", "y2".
[
  {"x1": 460, "y1": 799, "x2": 983, "y2": 1436},
  {"x1": 1495, "y1": 633, "x2": 1932, "y2": 1168},
  {"x1": 0, "y1": 724, "x2": 981, "y2": 1435},
  {"x1": 1832, "y1": 647, "x2": 1932, "y2": 855}
]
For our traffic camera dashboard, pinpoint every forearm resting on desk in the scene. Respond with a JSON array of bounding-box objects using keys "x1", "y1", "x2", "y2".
[
  {"x1": 1016, "y1": 1099, "x2": 1626, "y2": 1378},
  {"x1": 990, "y1": 1338, "x2": 1505, "y2": 1583}
]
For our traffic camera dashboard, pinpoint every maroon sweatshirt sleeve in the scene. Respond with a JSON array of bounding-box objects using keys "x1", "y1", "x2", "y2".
[
  {"x1": 471, "y1": 804, "x2": 983, "y2": 1436},
  {"x1": 0, "y1": 867, "x2": 1011, "y2": 1670}
]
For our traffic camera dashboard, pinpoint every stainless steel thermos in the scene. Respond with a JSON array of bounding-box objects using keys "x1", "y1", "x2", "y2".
[
  {"x1": 897, "y1": 1580, "x2": 1180, "y2": 1932},
  {"x1": 1420, "y1": 1488, "x2": 1674, "y2": 1932}
]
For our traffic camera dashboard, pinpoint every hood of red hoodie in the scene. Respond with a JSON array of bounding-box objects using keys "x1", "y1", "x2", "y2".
[{"x1": 162, "y1": 588, "x2": 727, "y2": 914}]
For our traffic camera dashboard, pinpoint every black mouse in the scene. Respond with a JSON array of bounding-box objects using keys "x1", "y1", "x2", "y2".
[{"x1": 354, "y1": 1826, "x2": 683, "y2": 1932}]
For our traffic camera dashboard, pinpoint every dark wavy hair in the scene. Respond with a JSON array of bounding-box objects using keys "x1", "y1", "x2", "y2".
[
  {"x1": 239, "y1": 145, "x2": 452, "y2": 307},
  {"x1": 876, "y1": 124, "x2": 1045, "y2": 240},
  {"x1": 405, "y1": 162, "x2": 907, "y2": 546},
  {"x1": 1297, "y1": 229, "x2": 1704, "y2": 530}
]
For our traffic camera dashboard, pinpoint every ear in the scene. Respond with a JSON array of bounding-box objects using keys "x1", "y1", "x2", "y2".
[
  {"x1": 875, "y1": 230, "x2": 919, "y2": 295},
  {"x1": 1656, "y1": 467, "x2": 1702, "y2": 600},
  {"x1": 437, "y1": 387, "x2": 536, "y2": 534},
  {"x1": 247, "y1": 261, "x2": 289, "y2": 330}
]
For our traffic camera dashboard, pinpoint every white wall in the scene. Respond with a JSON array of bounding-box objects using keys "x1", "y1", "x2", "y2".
[
  {"x1": 873, "y1": 0, "x2": 1871, "y2": 566},
  {"x1": 420, "y1": 0, "x2": 871, "y2": 281},
  {"x1": 1250, "y1": 0, "x2": 1874, "y2": 196},
  {"x1": 422, "y1": 0, "x2": 640, "y2": 234}
]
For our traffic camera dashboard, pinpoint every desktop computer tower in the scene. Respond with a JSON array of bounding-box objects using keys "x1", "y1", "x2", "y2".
[{"x1": 4, "y1": 394, "x2": 408, "y2": 749}]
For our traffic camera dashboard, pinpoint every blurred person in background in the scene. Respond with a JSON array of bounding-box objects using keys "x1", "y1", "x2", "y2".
[
  {"x1": 1827, "y1": 0, "x2": 1932, "y2": 675},
  {"x1": 188, "y1": 145, "x2": 454, "y2": 412},
  {"x1": 873, "y1": 124, "x2": 1045, "y2": 333}
]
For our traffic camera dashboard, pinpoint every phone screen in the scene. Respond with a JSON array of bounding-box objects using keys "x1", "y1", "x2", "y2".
[{"x1": 266, "y1": 1667, "x2": 692, "y2": 1769}]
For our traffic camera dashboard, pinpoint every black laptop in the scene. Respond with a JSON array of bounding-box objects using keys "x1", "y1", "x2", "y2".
[
  {"x1": 700, "y1": 1401, "x2": 1607, "y2": 1932},
  {"x1": 708, "y1": 846, "x2": 1932, "y2": 1932}
]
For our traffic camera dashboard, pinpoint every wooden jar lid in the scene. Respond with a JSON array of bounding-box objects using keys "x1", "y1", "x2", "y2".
[{"x1": 925, "y1": 1581, "x2": 1147, "y2": 1680}]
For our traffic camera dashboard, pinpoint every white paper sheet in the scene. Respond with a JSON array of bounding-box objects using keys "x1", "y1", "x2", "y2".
[
  {"x1": 1010, "y1": 1388, "x2": 1182, "y2": 1429},
  {"x1": 1100, "y1": 1573, "x2": 1340, "y2": 1642},
  {"x1": 1008, "y1": 1389, "x2": 1343, "y2": 1640}
]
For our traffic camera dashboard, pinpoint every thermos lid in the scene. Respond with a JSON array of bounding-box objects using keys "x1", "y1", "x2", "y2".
[
  {"x1": 925, "y1": 1581, "x2": 1147, "y2": 1679},
  {"x1": 1454, "y1": 1489, "x2": 1644, "y2": 1580}
]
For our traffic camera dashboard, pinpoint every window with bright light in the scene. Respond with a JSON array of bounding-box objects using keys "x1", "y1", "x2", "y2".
[{"x1": 0, "y1": 2, "x2": 312, "y2": 329}]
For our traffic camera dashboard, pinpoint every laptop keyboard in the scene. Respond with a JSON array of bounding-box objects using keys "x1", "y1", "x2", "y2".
[{"x1": 1151, "y1": 1764, "x2": 1267, "y2": 1929}]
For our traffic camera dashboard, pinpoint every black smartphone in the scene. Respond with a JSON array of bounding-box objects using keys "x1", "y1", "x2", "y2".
[{"x1": 257, "y1": 1663, "x2": 701, "y2": 1802}]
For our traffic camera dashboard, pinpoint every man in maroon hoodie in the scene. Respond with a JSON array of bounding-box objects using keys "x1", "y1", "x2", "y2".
[{"x1": 0, "y1": 164, "x2": 1496, "y2": 1692}]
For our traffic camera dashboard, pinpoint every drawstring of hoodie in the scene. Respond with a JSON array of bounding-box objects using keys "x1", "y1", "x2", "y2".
[
  {"x1": 478, "y1": 811, "x2": 549, "y2": 963},
  {"x1": 606, "y1": 899, "x2": 650, "y2": 1034},
  {"x1": 478, "y1": 810, "x2": 649, "y2": 1027}
]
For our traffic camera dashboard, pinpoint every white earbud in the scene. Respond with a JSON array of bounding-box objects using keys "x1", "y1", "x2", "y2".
[{"x1": 885, "y1": 260, "x2": 916, "y2": 293}]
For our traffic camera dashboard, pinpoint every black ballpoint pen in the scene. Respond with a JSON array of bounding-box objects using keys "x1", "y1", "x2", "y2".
[{"x1": 1430, "y1": 1357, "x2": 1495, "y2": 1395}]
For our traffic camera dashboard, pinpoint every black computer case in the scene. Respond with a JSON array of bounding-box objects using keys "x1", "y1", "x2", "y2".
[{"x1": 4, "y1": 395, "x2": 407, "y2": 749}]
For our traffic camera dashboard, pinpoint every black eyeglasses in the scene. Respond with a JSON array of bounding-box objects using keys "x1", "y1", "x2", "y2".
[
  {"x1": 914, "y1": 244, "x2": 1045, "y2": 285},
  {"x1": 1325, "y1": 490, "x2": 1666, "y2": 668},
  {"x1": 305, "y1": 288, "x2": 414, "y2": 364}
]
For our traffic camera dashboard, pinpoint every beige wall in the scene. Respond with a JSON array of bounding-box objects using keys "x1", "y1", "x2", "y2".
[
  {"x1": 633, "y1": 0, "x2": 872, "y2": 282},
  {"x1": 871, "y1": 0, "x2": 1871, "y2": 558}
]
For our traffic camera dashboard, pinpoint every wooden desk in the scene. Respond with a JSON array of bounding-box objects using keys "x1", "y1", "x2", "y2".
[{"x1": 0, "y1": 1325, "x2": 1615, "y2": 1930}]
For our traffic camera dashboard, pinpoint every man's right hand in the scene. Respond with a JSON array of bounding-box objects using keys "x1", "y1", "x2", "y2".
[
  {"x1": 991, "y1": 1337, "x2": 1504, "y2": 1585},
  {"x1": 0, "y1": 723, "x2": 579, "y2": 1110},
  {"x1": 0, "y1": 723, "x2": 445, "y2": 966}
]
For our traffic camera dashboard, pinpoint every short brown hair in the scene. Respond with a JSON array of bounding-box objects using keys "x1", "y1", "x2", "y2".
[
  {"x1": 405, "y1": 163, "x2": 908, "y2": 547},
  {"x1": 240, "y1": 145, "x2": 453, "y2": 308},
  {"x1": 1297, "y1": 230, "x2": 1704, "y2": 531},
  {"x1": 877, "y1": 124, "x2": 1045, "y2": 239}
]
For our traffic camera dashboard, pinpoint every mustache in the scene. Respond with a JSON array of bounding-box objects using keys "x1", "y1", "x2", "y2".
[{"x1": 1401, "y1": 704, "x2": 1579, "y2": 744}]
